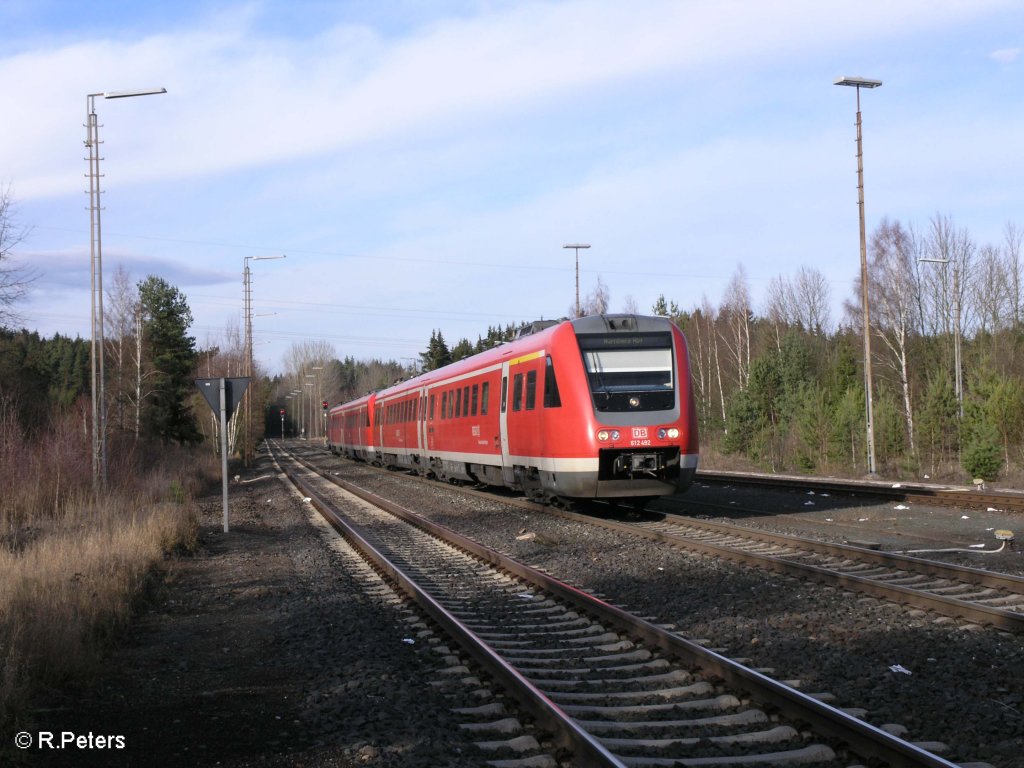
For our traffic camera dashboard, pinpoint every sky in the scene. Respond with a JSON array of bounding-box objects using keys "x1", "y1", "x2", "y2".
[{"x1": 2, "y1": 0, "x2": 1022, "y2": 375}]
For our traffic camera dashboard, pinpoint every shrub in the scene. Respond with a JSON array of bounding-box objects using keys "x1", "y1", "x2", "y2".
[{"x1": 962, "y1": 425, "x2": 1002, "y2": 481}]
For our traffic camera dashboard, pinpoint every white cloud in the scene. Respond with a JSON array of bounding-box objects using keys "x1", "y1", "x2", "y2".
[
  {"x1": 3, "y1": 0, "x2": 1010, "y2": 199},
  {"x1": 989, "y1": 47, "x2": 1021, "y2": 64}
]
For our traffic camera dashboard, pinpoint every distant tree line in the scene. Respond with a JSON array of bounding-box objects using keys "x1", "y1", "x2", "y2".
[
  {"x1": 658, "y1": 215, "x2": 1024, "y2": 483},
  {"x1": 0, "y1": 267, "x2": 202, "y2": 449},
  {"x1": 4, "y1": 178, "x2": 1022, "y2": 483}
]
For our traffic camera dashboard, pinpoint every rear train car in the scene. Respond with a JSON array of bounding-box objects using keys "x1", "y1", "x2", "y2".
[
  {"x1": 326, "y1": 392, "x2": 376, "y2": 463},
  {"x1": 331, "y1": 314, "x2": 698, "y2": 502}
]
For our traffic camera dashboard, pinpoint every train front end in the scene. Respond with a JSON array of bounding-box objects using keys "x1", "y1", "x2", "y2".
[{"x1": 565, "y1": 314, "x2": 698, "y2": 499}]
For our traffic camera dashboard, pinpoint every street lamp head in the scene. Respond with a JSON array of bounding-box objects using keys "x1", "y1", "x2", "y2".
[
  {"x1": 834, "y1": 76, "x2": 882, "y2": 89},
  {"x1": 562, "y1": 243, "x2": 591, "y2": 250},
  {"x1": 103, "y1": 87, "x2": 167, "y2": 99}
]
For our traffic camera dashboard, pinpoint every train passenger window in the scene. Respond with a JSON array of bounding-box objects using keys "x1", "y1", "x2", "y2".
[
  {"x1": 429, "y1": 394, "x2": 435, "y2": 420},
  {"x1": 512, "y1": 373, "x2": 524, "y2": 411},
  {"x1": 441, "y1": 392, "x2": 447, "y2": 419},
  {"x1": 471, "y1": 384, "x2": 478, "y2": 416},
  {"x1": 462, "y1": 386, "x2": 470, "y2": 416},
  {"x1": 482, "y1": 382, "x2": 490, "y2": 415},
  {"x1": 543, "y1": 355, "x2": 561, "y2": 407},
  {"x1": 455, "y1": 388, "x2": 462, "y2": 418},
  {"x1": 500, "y1": 377, "x2": 507, "y2": 413},
  {"x1": 447, "y1": 389, "x2": 454, "y2": 419},
  {"x1": 525, "y1": 370, "x2": 537, "y2": 410}
]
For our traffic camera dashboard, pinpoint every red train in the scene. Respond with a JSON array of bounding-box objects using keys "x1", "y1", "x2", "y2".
[{"x1": 326, "y1": 314, "x2": 698, "y2": 502}]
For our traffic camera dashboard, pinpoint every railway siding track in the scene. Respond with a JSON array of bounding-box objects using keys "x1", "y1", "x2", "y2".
[
  {"x1": 272, "y1": 443, "x2": 967, "y2": 768},
  {"x1": 307, "y1": 445, "x2": 1024, "y2": 633},
  {"x1": 625, "y1": 515, "x2": 1024, "y2": 633},
  {"x1": 693, "y1": 471, "x2": 1024, "y2": 514}
]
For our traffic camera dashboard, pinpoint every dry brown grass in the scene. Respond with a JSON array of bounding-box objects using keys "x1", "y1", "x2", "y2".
[{"x1": 0, "y1": 399, "x2": 213, "y2": 727}]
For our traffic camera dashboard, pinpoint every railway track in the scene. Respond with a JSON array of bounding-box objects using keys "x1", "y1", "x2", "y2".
[
  {"x1": 271, "y1": 441, "x2": 967, "y2": 767},
  {"x1": 621, "y1": 514, "x2": 1024, "y2": 633},
  {"x1": 694, "y1": 470, "x2": 1024, "y2": 515},
  {"x1": 300, "y1": 443, "x2": 1024, "y2": 633}
]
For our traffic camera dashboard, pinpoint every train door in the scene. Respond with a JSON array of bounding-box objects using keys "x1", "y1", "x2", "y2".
[
  {"x1": 499, "y1": 361, "x2": 512, "y2": 482},
  {"x1": 418, "y1": 388, "x2": 428, "y2": 452}
]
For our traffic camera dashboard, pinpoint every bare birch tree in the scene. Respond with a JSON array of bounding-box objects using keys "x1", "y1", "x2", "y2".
[
  {"x1": 105, "y1": 266, "x2": 138, "y2": 433},
  {"x1": 793, "y1": 265, "x2": 831, "y2": 335},
  {"x1": 764, "y1": 275, "x2": 793, "y2": 352},
  {"x1": 579, "y1": 275, "x2": 610, "y2": 316},
  {"x1": 0, "y1": 185, "x2": 35, "y2": 329},
  {"x1": 972, "y1": 243, "x2": 1011, "y2": 334},
  {"x1": 701, "y1": 295, "x2": 728, "y2": 427},
  {"x1": 719, "y1": 266, "x2": 752, "y2": 389},
  {"x1": 765, "y1": 266, "x2": 832, "y2": 345},
  {"x1": 868, "y1": 219, "x2": 920, "y2": 453},
  {"x1": 1003, "y1": 221, "x2": 1022, "y2": 328}
]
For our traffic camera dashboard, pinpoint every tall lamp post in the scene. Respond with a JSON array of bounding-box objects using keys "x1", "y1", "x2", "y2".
[
  {"x1": 304, "y1": 380, "x2": 315, "y2": 440},
  {"x1": 86, "y1": 86, "x2": 166, "y2": 489},
  {"x1": 243, "y1": 254, "x2": 286, "y2": 464},
  {"x1": 563, "y1": 243, "x2": 590, "y2": 317},
  {"x1": 310, "y1": 365, "x2": 324, "y2": 439},
  {"x1": 834, "y1": 75, "x2": 881, "y2": 475}
]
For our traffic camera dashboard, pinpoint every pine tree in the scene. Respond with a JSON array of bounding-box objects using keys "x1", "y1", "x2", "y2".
[
  {"x1": 138, "y1": 276, "x2": 201, "y2": 444},
  {"x1": 419, "y1": 330, "x2": 452, "y2": 372}
]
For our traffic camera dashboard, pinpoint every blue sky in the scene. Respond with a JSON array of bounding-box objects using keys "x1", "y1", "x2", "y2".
[{"x1": 3, "y1": 0, "x2": 1022, "y2": 374}]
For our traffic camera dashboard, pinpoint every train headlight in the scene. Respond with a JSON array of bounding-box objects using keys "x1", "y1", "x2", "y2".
[
  {"x1": 629, "y1": 397, "x2": 640, "y2": 408},
  {"x1": 598, "y1": 430, "x2": 609, "y2": 441},
  {"x1": 597, "y1": 430, "x2": 620, "y2": 441},
  {"x1": 658, "y1": 428, "x2": 679, "y2": 439}
]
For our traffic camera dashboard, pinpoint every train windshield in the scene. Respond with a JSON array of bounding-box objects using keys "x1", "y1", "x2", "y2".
[{"x1": 577, "y1": 332, "x2": 675, "y2": 412}]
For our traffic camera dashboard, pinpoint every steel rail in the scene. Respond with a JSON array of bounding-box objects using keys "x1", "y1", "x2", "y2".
[
  {"x1": 695, "y1": 470, "x2": 1024, "y2": 513},
  {"x1": 629, "y1": 515, "x2": 1024, "y2": 632},
  {"x1": 270, "y1": 444, "x2": 625, "y2": 767},
  {"x1": 278, "y1": 443, "x2": 962, "y2": 768},
  {"x1": 656, "y1": 513, "x2": 1024, "y2": 591},
  {"x1": 531, "y1": 498, "x2": 1024, "y2": 632},
  {"x1": 297, "y1": 445, "x2": 1024, "y2": 629}
]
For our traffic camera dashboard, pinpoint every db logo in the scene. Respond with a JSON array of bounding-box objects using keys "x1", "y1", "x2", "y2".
[{"x1": 631, "y1": 427, "x2": 648, "y2": 439}]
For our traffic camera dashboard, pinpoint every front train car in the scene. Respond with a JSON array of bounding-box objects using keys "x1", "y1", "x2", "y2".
[{"x1": 506, "y1": 313, "x2": 698, "y2": 501}]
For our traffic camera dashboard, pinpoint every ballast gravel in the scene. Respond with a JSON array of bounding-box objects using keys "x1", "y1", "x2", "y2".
[
  {"x1": 13, "y1": 444, "x2": 1024, "y2": 768},
  {"x1": 13, "y1": 453, "x2": 510, "y2": 768},
  {"x1": 324, "y1": 455, "x2": 1024, "y2": 768}
]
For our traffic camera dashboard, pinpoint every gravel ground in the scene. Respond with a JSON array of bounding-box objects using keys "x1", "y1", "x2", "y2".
[
  {"x1": 309, "y1": 451, "x2": 1024, "y2": 768},
  {"x1": 8, "y1": 444, "x2": 1024, "y2": 767},
  {"x1": 7, "y1": 452, "x2": 522, "y2": 768}
]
